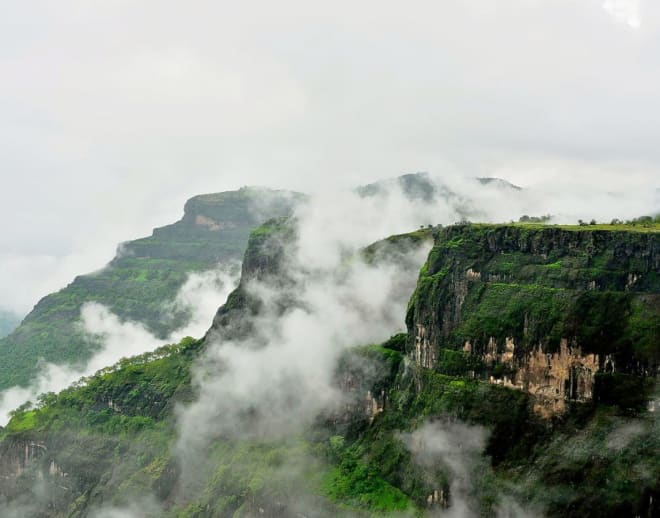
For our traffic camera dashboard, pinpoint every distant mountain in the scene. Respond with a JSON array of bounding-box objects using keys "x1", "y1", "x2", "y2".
[
  {"x1": 359, "y1": 171, "x2": 523, "y2": 198},
  {"x1": 359, "y1": 173, "x2": 522, "y2": 210},
  {"x1": 0, "y1": 173, "x2": 522, "y2": 391},
  {"x1": 0, "y1": 187, "x2": 302, "y2": 390},
  {"x1": 356, "y1": 172, "x2": 439, "y2": 201},
  {"x1": 477, "y1": 176, "x2": 522, "y2": 190}
]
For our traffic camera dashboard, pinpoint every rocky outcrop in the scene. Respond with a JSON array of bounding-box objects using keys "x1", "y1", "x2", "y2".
[
  {"x1": 0, "y1": 440, "x2": 45, "y2": 478},
  {"x1": 0, "y1": 438, "x2": 61, "y2": 485},
  {"x1": 331, "y1": 347, "x2": 399, "y2": 428},
  {"x1": 414, "y1": 324, "x2": 436, "y2": 369},
  {"x1": 426, "y1": 488, "x2": 448, "y2": 508},
  {"x1": 519, "y1": 340, "x2": 599, "y2": 417},
  {"x1": 208, "y1": 217, "x2": 298, "y2": 343},
  {"x1": 472, "y1": 336, "x2": 600, "y2": 417},
  {"x1": 406, "y1": 224, "x2": 660, "y2": 416}
]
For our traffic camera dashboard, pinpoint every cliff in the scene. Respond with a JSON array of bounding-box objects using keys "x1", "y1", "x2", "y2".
[
  {"x1": 0, "y1": 220, "x2": 658, "y2": 517},
  {"x1": 406, "y1": 224, "x2": 660, "y2": 416},
  {"x1": 0, "y1": 174, "x2": 518, "y2": 391},
  {"x1": 0, "y1": 223, "x2": 430, "y2": 517}
]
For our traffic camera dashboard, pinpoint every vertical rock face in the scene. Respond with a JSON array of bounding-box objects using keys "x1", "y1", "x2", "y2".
[
  {"x1": 208, "y1": 217, "x2": 298, "y2": 343},
  {"x1": 448, "y1": 334, "x2": 601, "y2": 417},
  {"x1": 521, "y1": 340, "x2": 599, "y2": 417},
  {"x1": 414, "y1": 324, "x2": 436, "y2": 369},
  {"x1": 0, "y1": 439, "x2": 48, "y2": 480},
  {"x1": 331, "y1": 344, "x2": 403, "y2": 428},
  {"x1": 406, "y1": 224, "x2": 660, "y2": 416},
  {"x1": 0, "y1": 438, "x2": 70, "y2": 506}
]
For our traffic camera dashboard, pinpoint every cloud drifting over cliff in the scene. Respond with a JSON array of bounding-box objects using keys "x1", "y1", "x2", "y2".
[
  {"x1": 173, "y1": 175, "x2": 656, "y2": 456},
  {"x1": 173, "y1": 177, "x2": 604, "y2": 511},
  {"x1": 175, "y1": 182, "x2": 438, "y2": 474}
]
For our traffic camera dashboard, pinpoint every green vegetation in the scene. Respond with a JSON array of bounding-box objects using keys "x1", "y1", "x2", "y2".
[
  {"x1": 3, "y1": 337, "x2": 201, "y2": 436},
  {"x1": 322, "y1": 443, "x2": 413, "y2": 512},
  {"x1": 0, "y1": 221, "x2": 657, "y2": 517},
  {"x1": 407, "y1": 224, "x2": 660, "y2": 368},
  {"x1": 515, "y1": 406, "x2": 660, "y2": 517},
  {"x1": 492, "y1": 221, "x2": 660, "y2": 233},
  {"x1": 2, "y1": 326, "x2": 656, "y2": 517}
]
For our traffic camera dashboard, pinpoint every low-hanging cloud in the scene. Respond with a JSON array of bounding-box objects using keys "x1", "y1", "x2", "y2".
[
  {"x1": 0, "y1": 264, "x2": 239, "y2": 425},
  {"x1": 88, "y1": 496, "x2": 163, "y2": 518},
  {"x1": 174, "y1": 182, "x2": 440, "y2": 485},
  {"x1": 403, "y1": 421, "x2": 489, "y2": 518},
  {"x1": 165, "y1": 263, "x2": 241, "y2": 339},
  {"x1": 173, "y1": 177, "x2": 574, "y2": 512},
  {"x1": 178, "y1": 255, "x2": 428, "y2": 447},
  {"x1": 403, "y1": 420, "x2": 541, "y2": 518}
]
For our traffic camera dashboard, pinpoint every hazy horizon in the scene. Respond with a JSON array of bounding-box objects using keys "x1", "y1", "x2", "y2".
[{"x1": 2, "y1": 0, "x2": 660, "y2": 316}]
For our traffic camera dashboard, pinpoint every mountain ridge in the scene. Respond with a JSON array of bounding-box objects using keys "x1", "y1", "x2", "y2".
[
  {"x1": 0, "y1": 221, "x2": 657, "y2": 517},
  {"x1": 0, "y1": 187, "x2": 301, "y2": 390},
  {"x1": 0, "y1": 174, "x2": 522, "y2": 391}
]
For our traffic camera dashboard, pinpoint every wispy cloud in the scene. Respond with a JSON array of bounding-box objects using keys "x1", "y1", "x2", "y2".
[{"x1": 0, "y1": 264, "x2": 239, "y2": 425}]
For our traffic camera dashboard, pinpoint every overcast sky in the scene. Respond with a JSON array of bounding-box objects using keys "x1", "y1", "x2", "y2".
[{"x1": 1, "y1": 0, "x2": 659, "y2": 315}]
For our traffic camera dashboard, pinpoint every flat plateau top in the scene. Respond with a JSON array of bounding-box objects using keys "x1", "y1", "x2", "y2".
[{"x1": 469, "y1": 222, "x2": 660, "y2": 233}]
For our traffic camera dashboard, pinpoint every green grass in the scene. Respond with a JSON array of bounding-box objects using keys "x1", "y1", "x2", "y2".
[{"x1": 473, "y1": 222, "x2": 660, "y2": 233}]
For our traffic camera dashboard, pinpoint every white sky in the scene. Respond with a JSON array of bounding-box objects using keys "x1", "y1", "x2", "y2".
[{"x1": 1, "y1": 0, "x2": 659, "y2": 315}]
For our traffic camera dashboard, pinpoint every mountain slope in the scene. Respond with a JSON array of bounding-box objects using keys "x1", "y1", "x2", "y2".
[
  {"x1": 0, "y1": 173, "x2": 524, "y2": 392},
  {"x1": 0, "y1": 187, "x2": 301, "y2": 390},
  {"x1": 0, "y1": 222, "x2": 434, "y2": 517},
  {"x1": 0, "y1": 222, "x2": 657, "y2": 517}
]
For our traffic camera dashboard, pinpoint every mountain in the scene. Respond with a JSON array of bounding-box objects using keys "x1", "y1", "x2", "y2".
[
  {"x1": 477, "y1": 177, "x2": 522, "y2": 190},
  {"x1": 356, "y1": 172, "x2": 440, "y2": 201},
  {"x1": 0, "y1": 220, "x2": 657, "y2": 517},
  {"x1": 0, "y1": 187, "x2": 302, "y2": 390},
  {"x1": 357, "y1": 172, "x2": 521, "y2": 202},
  {"x1": 0, "y1": 173, "x2": 522, "y2": 393}
]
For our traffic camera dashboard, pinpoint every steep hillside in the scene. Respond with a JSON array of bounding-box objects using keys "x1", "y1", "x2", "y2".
[
  {"x1": 0, "y1": 222, "x2": 434, "y2": 517},
  {"x1": 0, "y1": 222, "x2": 657, "y2": 517},
  {"x1": 0, "y1": 187, "x2": 301, "y2": 390},
  {"x1": 406, "y1": 223, "x2": 660, "y2": 417}
]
